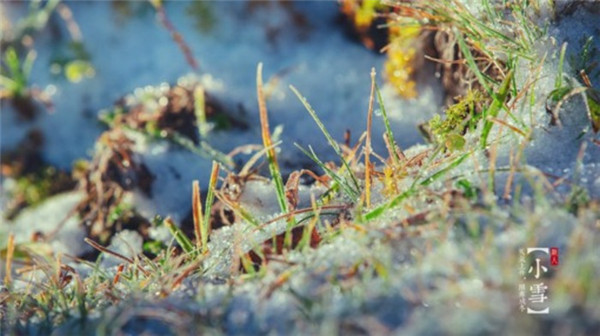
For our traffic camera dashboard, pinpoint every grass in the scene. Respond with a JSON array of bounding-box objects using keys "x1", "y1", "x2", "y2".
[
  {"x1": 257, "y1": 63, "x2": 298, "y2": 247},
  {"x1": 0, "y1": 47, "x2": 35, "y2": 100},
  {"x1": 480, "y1": 68, "x2": 514, "y2": 149},
  {"x1": 256, "y1": 63, "x2": 288, "y2": 217},
  {"x1": 2, "y1": 0, "x2": 600, "y2": 334},
  {"x1": 364, "y1": 68, "x2": 377, "y2": 208},
  {"x1": 98, "y1": 82, "x2": 235, "y2": 169},
  {"x1": 290, "y1": 86, "x2": 361, "y2": 189},
  {"x1": 191, "y1": 161, "x2": 220, "y2": 254}
]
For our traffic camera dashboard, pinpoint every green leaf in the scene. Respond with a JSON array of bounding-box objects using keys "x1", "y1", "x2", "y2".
[
  {"x1": 584, "y1": 89, "x2": 600, "y2": 133},
  {"x1": 143, "y1": 240, "x2": 164, "y2": 255},
  {"x1": 480, "y1": 69, "x2": 514, "y2": 149},
  {"x1": 445, "y1": 133, "x2": 466, "y2": 151},
  {"x1": 290, "y1": 85, "x2": 361, "y2": 198},
  {"x1": 375, "y1": 83, "x2": 401, "y2": 165},
  {"x1": 164, "y1": 217, "x2": 195, "y2": 254}
]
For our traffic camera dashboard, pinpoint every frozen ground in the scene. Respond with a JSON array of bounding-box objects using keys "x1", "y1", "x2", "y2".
[{"x1": 1, "y1": 1, "x2": 599, "y2": 335}]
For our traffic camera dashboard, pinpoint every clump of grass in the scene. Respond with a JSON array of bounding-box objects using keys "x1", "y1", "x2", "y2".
[
  {"x1": 387, "y1": 0, "x2": 557, "y2": 150},
  {"x1": 152, "y1": 162, "x2": 221, "y2": 257},
  {"x1": 0, "y1": 47, "x2": 35, "y2": 100},
  {"x1": 99, "y1": 78, "x2": 237, "y2": 168},
  {"x1": 290, "y1": 85, "x2": 361, "y2": 202},
  {"x1": 69, "y1": 128, "x2": 159, "y2": 246},
  {"x1": 8, "y1": 166, "x2": 75, "y2": 215},
  {"x1": 192, "y1": 161, "x2": 220, "y2": 253},
  {"x1": 547, "y1": 41, "x2": 600, "y2": 133},
  {"x1": 569, "y1": 35, "x2": 598, "y2": 81},
  {"x1": 0, "y1": 46, "x2": 53, "y2": 120},
  {"x1": 3, "y1": 2, "x2": 600, "y2": 334}
]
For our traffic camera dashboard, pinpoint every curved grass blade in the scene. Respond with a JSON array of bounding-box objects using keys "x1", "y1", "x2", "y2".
[
  {"x1": 480, "y1": 69, "x2": 514, "y2": 149},
  {"x1": 257, "y1": 63, "x2": 288, "y2": 215},
  {"x1": 375, "y1": 82, "x2": 401, "y2": 166},
  {"x1": 289, "y1": 85, "x2": 361, "y2": 198}
]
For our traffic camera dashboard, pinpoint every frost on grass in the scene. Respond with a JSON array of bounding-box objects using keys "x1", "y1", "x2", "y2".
[{"x1": 1, "y1": 1, "x2": 600, "y2": 335}]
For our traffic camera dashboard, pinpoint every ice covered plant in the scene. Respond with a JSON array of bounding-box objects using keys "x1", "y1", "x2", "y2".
[
  {"x1": 0, "y1": 46, "x2": 50, "y2": 120},
  {"x1": 2, "y1": 2, "x2": 600, "y2": 334}
]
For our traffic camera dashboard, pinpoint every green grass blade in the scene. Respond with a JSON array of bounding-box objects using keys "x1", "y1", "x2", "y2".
[
  {"x1": 162, "y1": 131, "x2": 234, "y2": 169},
  {"x1": 193, "y1": 86, "x2": 209, "y2": 138},
  {"x1": 375, "y1": 83, "x2": 401, "y2": 166},
  {"x1": 419, "y1": 152, "x2": 471, "y2": 186},
  {"x1": 164, "y1": 218, "x2": 195, "y2": 254},
  {"x1": 480, "y1": 69, "x2": 514, "y2": 149},
  {"x1": 364, "y1": 188, "x2": 416, "y2": 221},
  {"x1": 257, "y1": 63, "x2": 288, "y2": 215},
  {"x1": 289, "y1": 85, "x2": 361, "y2": 197},
  {"x1": 257, "y1": 63, "x2": 295, "y2": 247},
  {"x1": 365, "y1": 150, "x2": 470, "y2": 222},
  {"x1": 456, "y1": 31, "x2": 492, "y2": 96},
  {"x1": 555, "y1": 42, "x2": 568, "y2": 90},
  {"x1": 202, "y1": 161, "x2": 220, "y2": 253}
]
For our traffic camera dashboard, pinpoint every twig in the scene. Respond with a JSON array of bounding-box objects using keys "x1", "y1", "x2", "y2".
[
  {"x1": 84, "y1": 238, "x2": 150, "y2": 276},
  {"x1": 153, "y1": 2, "x2": 198, "y2": 70}
]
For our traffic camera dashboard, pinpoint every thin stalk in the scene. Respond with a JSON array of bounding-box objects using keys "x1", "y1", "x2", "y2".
[
  {"x1": 456, "y1": 31, "x2": 492, "y2": 95},
  {"x1": 257, "y1": 63, "x2": 295, "y2": 247},
  {"x1": 295, "y1": 144, "x2": 359, "y2": 199},
  {"x1": 375, "y1": 82, "x2": 402, "y2": 166},
  {"x1": 194, "y1": 86, "x2": 209, "y2": 138},
  {"x1": 480, "y1": 69, "x2": 514, "y2": 149},
  {"x1": 555, "y1": 42, "x2": 568, "y2": 90},
  {"x1": 164, "y1": 217, "x2": 195, "y2": 255},
  {"x1": 257, "y1": 63, "x2": 288, "y2": 215},
  {"x1": 290, "y1": 85, "x2": 361, "y2": 197},
  {"x1": 192, "y1": 180, "x2": 204, "y2": 250},
  {"x1": 4, "y1": 233, "x2": 14, "y2": 287},
  {"x1": 420, "y1": 152, "x2": 471, "y2": 187},
  {"x1": 202, "y1": 161, "x2": 220, "y2": 253},
  {"x1": 84, "y1": 238, "x2": 150, "y2": 276},
  {"x1": 365, "y1": 68, "x2": 376, "y2": 208}
]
